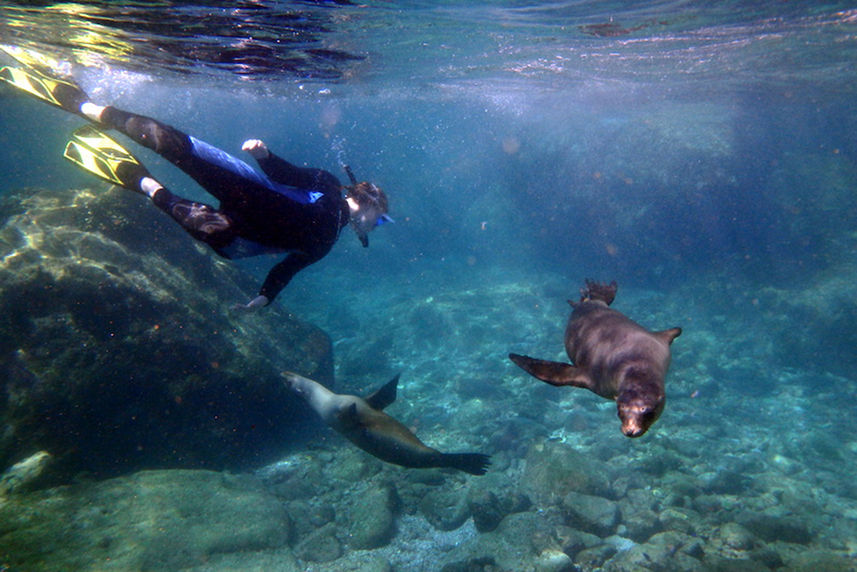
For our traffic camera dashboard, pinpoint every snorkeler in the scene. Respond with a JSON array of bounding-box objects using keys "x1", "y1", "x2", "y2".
[{"x1": 0, "y1": 49, "x2": 391, "y2": 311}]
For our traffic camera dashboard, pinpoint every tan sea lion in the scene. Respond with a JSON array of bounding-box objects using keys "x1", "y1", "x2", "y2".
[
  {"x1": 282, "y1": 372, "x2": 491, "y2": 475},
  {"x1": 509, "y1": 280, "x2": 681, "y2": 437}
]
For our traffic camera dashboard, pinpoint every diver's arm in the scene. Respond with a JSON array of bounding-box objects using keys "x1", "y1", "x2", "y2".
[
  {"x1": 231, "y1": 253, "x2": 313, "y2": 312},
  {"x1": 242, "y1": 139, "x2": 340, "y2": 190},
  {"x1": 258, "y1": 253, "x2": 315, "y2": 304}
]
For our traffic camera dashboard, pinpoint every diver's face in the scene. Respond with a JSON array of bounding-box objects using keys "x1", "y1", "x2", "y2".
[
  {"x1": 347, "y1": 195, "x2": 387, "y2": 247},
  {"x1": 353, "y1": 205, "x2": 384, "y2": 233}
]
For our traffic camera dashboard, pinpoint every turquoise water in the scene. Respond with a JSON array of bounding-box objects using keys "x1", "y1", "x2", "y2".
[{"x1": 1, "y1": 2, "x2": 857, "y2": 570}]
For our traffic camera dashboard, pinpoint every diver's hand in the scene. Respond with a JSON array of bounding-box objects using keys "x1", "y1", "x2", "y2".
[
  {"x1": 242, "y1": 139, "x2": 270, "y2": 160},
  {"x1": 231, "y1": 295, "x2": 270, "y2": 313}
]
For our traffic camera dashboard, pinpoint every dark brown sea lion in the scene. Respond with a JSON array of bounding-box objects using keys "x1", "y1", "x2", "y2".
[
  {"x1": 509, "y1": 280, "x2": 681, "y2": 437},
  {"x1": 282, "y1": 372, "x2": 491, "y2": 475}
]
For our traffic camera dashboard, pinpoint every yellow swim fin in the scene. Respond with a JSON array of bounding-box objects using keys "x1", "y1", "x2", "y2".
[
  {"x1": 63, "y1": 125, "x2": 144, "y2": 189},
  {"x1": 0, "y1": 65, "x2": 87, "y2": 113}
]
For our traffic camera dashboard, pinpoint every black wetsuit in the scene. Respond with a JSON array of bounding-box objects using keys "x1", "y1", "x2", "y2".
[{"x1": 98, "y1": 107, "x2": 350, "y2": 303}]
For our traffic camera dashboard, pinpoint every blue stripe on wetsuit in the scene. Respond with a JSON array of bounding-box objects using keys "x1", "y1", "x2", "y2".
[{"x1": 189, "y1": 136, "x2": 323, "y2": 204}]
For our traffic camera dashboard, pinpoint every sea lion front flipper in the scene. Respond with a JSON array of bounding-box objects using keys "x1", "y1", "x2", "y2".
[
  {"x1": 654, "y1": 327, "x2": 682, "y2": 345},
  {"x1": 336, "y1": 402, "x2": 365, "y2": 430},
  {"x1": 364, "y1": 374, "x2": 400, "y2": 410},
  {"x1": 509, "y1": 353, "x2": 594, "y2": 389}
]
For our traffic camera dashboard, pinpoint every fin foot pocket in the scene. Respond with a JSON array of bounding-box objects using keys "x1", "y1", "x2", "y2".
[{"x1": 64, "y1": 125, "x2": 148, "y2": 190}]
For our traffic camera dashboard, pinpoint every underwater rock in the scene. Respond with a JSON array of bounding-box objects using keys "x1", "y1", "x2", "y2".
[
  {"x1": 522, "y1": 441, "x2": 613, "y2": 502},
  {"x1": 718, "y1": 522, "x2": 757, "y2": 552},
  {"x1": 619, "y1": 488, "x2": 663, "y2": 542},
  {"x1": 442, "y1": 512, "x2": 567, "y2": 571},
  {"x1": 700, "y1": 556, "x2": 769, "y2": 571},
  {"x1": 344, "y1": 483, "x2": 398, "y2": 549},
  {"x1": 0, "y1": 469, "x2": 293, "y2": 571},
  {"x1": 783, "y1": 549, "x2": 855, "y2": 571},
  {"x1": 183, "y1": 548, "x2": 302, "y2": 572},
  {"x1": 554, "y1": 525, "x2": 603, "y2": 558},
  {"x1": 574, "y1": 543, "x2": 617, "y2": 569},
  {"x1": 440, "y1": 557, "x2": 498, "y2": 572},
  {"x1": 561, "y1": 491, "x2": 620, "y2": 537},
  {"x1": 286, "y1": 498, "x2": 336, "y2": 542},
  {"x1": 0, "y1": 450, "x2": 52, "y2": 496},
  {"x1": 323, "y1": 553, "x2": 394, "y2": 572},
  {"x1": 533, "y1": 548, "x2": 574, "y2": 572},
  {"x1": 602, "y1": 533, "x2": 704, "y2": 571},
  {"x1": 420, "y1": 484, "x2": 471, "y2": 531},
  {"x1": 466, "y1": 473, "x2": 532, "y2": 532},
  {"x1": 658, "y1": 506, "x2": 703, "y2": 536},
  {"x1": 0, "y1": 187, "x2": 334, "y2": 479},
  {"x1": 734, "y1": 511, "x2": 813, "y2": 545},
  {"x1": 648, "y1": 530, "x2": 705, "y2": 560},
  {"x1": 467, "y1": 489, "x2": 506, "y2": 532},
  {"x1": 294, "y1": 523, "x2": 342, "y2": 563},
  {"x1": 704, "y1": 521, "x2": 790, "y2": 570},
  {"x1": 701, "y1": 468, "x2": 754, "y2": 495}
]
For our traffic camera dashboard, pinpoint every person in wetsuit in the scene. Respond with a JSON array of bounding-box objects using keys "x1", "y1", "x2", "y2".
[{"x1": 76, "y1": 101, "x2": 391, "y2": 311}]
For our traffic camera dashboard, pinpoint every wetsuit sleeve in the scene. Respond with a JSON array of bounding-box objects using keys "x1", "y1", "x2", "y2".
[
  {"x1": 259, "y1": 252, "x2": 316, "y2": 303},
  {"x1": 256, "y1": 152, "x2": 341, "y2": 191}
]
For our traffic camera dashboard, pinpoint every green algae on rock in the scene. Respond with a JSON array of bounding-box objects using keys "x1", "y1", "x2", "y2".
[
  {"x1": 0, "y1": 187, "x2": 333, "y2": 479},
  {"x1": 0, "y1": 470, "x2": 294, "y2": 571}
]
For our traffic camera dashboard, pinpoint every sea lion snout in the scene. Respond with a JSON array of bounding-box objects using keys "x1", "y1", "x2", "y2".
[
  {"x1": 281, "y1": 371, "x2": 309, "y2": 397},
  {"x1": 620, "y1": 416, "x2": 648, "y2": 438},
  {"x1": 281, "y1": 371, "x2": 298, "y2": 389},
  {"x1": 617, "y1": 392, "x2": 664, "y2": 438}
]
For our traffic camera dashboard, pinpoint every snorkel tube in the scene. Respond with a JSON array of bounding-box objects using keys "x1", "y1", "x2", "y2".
[{"x1": 343, "y1": 164, "x2": 359, "y2": 186}]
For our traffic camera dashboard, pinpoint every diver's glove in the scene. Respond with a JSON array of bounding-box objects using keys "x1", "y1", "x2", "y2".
[
  {"x1": 231, "y1": 295, "x2": 270, "y2": 313},
  {"x1": 241, "y1": 139, "x2": 270, "y2": 160}
]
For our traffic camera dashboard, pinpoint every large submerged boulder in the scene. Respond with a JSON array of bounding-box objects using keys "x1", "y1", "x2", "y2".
[{"x1": 0, "y1": 186, "x2": 333, "y2": 480}]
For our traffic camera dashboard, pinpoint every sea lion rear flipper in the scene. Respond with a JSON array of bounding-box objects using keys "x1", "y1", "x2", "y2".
[
  {"x1": 365, "y1": 374, "x2": 400, "y2": 410},
  {"x1": 509, "y1": 353, "x2": 594, "y2": 389},
  {"x1": 655, "y1": 327, "x2": 682, "y2": 345},
  {"x1": 441, "y1": 453, "x2": 491, "y2": 476}
]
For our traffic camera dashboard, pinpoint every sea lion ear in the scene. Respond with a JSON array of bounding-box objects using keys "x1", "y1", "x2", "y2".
[
  {"x1": 655, "y1": 327, "x2": 682, "y2": 345},
  {"x1": 365, "y1": 374, "x2": 400, "y2": 410}
]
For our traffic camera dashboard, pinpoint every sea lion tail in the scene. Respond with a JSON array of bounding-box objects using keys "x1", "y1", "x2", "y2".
[{"x1": 442, "y1": 453, "x2": 491, "y2": 476}]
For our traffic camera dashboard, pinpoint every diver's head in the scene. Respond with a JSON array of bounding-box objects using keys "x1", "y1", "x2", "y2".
[{"x1": 345, "y1": 180, "x2": 392, "y2": 247}]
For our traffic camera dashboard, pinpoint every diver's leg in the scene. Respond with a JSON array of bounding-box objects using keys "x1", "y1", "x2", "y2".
[
  {"x1": 84, "y1": 104, "x2": 193, "y2": 164},
  {"x1": 148, "y1": 184, "x2": 236, "y2": 250},
  {"x1": 82, "y1": 103, "x2": 264, "y2": 206}
]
